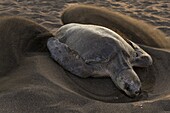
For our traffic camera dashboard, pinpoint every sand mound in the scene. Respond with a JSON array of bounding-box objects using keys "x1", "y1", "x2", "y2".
[{"x1": 62, "y1": 5, "x2": 170, "y2": 48}]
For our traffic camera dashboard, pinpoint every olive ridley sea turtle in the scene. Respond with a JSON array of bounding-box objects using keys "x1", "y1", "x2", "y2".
[{"x1": 47, "y1": 23, "x2": 153, "y2": 97}]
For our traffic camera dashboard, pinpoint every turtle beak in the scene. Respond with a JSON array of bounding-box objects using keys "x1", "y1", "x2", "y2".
[{"x1": 125, "y1": 87, "x2": 141, "y2": 98}]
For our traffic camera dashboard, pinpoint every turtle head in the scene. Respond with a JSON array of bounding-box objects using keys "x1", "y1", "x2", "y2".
[
  {"x1": 108, "y1": 47, "x2": 141, "y2": 97},
  {"x1": 112, "y1": 69, "x2": 141, "y2": 98}
]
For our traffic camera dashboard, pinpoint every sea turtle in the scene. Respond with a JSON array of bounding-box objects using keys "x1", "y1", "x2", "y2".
[{"x1": 47, "y1": 23, "x2": 153, "y2": 97}]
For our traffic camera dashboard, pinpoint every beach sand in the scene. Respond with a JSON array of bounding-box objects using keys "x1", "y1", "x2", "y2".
[{"x1": 0, "y1": 0, "x2": 170, "y2": 113}]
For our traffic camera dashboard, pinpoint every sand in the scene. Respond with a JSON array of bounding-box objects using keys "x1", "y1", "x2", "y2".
[{"x1": 0, "y1": 0, "x2": 170, "y2": 113}]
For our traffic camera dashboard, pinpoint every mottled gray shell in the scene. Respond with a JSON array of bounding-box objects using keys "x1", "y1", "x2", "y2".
[{"x1": 56, "y1": 23, "x2": 131, "y2": 63}]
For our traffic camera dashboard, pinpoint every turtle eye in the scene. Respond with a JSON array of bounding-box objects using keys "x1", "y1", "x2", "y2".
[{"x1": 124, "y1": 83, "x2": 130, "y2": 91}]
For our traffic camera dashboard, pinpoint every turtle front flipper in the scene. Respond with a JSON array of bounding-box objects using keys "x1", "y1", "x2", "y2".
[
  {"x1": 130, "y1": 40, "x2": 153, "y2": 67},
  {"x1": 47, "y1": 37, "x2": 93, "y2": 78}
]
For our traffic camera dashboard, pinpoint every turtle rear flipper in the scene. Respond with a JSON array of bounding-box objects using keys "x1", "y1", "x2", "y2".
[{"x1": 47, "y1": 37, "x2": 93, "y2": 78}]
